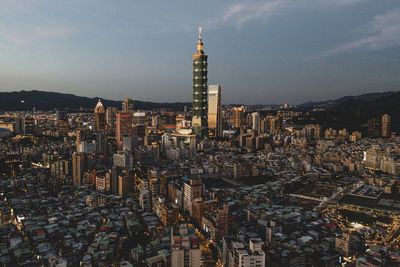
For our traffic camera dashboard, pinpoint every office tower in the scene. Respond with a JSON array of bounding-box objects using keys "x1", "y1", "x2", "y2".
[
  {"x1": 171, "y1": 224, "x2": 201, "y2": 267},
  {"x1": 208, "y1": 84, "x2": 223, "y2": 138},
  {"x1": 118, "y1": 171, "x2": 133, "y2": 197},
  {"x1": 116, "y1": 112, "x2": 132, "y2": 149},
  {"x1": 94, "y1": 99, "x2": 106, "y2": 132},
  {"x1": 230, "y1": 106, "x2": 245, "y2": 128},
  {"x1": 106, "y1": 107, "x2": 117, "y2": 130},
  {"x1": 382, "y1": 114, "x2": 391, "y2": 138},
  {"x1": 192, "y1": 27, "x2": 208, "y2": 135},
  {"x1": 113, "y1": 151, "x2": 134, "y2": 170},
  {"x1": 96, "y1": 131, "x2": 107, "y2": 155},
  {"x1": 251, "y1": 112, "x2": 260, "y2": 133},
  {"x1": 111, "y1": 166, "x2": 120, "y2": 195},
  {"x1": 267, "y1": 116, "x2": 277, "y2": 134},
  {"x1": 72, "y1": 153, "x2": 86, "y2": 185},
  {"x1": 183, "y1": 177, "x2": 203, "y2": 216},
  {"x1": 122, "y1": 98, "x2": 134, "y2": 113},
  {"x1": 367, "y1": 117, "x2": 381, "y2": 138}
]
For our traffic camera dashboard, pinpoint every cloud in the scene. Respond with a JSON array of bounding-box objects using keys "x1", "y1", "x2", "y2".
[
  {"x1": 309, "y1": 9, "x2": 400, "y2": 59},
  {"x1": 207, "y1": 0, "x2": 371, "y2": 29},
  {"x1": 0, "y1": 25, "x2": 76, "y2": 46}
]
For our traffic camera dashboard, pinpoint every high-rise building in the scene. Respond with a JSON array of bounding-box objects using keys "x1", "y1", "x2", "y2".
[
  {"x1": 367, "y1": 117, "x2": 381, "y2": 138},
  {"x1": 208, "y1": 84, "x2": 222, "y2": 138},
  {"x1": 116, "y1": 112, "x2": 132, "y2": 149},
  {"x1": 118, "y1": 171, "x2": 134, "y2": 197},
  {"x1": 94, "y1": 99, "x2": 106, "y2": 132},
  {"x1": 251, "y1": 112, "x2": 260, "y2": 133},
  {"x1": 183, "y1": 177, "x2": 203, "y2": 216},
  {"x1": 106, "y1": 107, "x2": 117, "y2": 131},
  {"x1": 382, "y1": 114, "x2": 391, "y2": 138},
  {"x1": 72, "y1": 153, "x2": 86, "y2": 185},
  {"x1": 192, "y1": 28, "x2": 208, "y2": 135},
  {"x1": 122, "y1": 98, "x2": 134, "y2": 113},
  {"x1": 231, "y1": 106, "x2": 245, "y2": 128},
  {"x1": 171, "y1": 224, "x2": 201, "y2": 267},
  {"x1": 95, "y1": 131, "x2": 107, "y2": 155}
]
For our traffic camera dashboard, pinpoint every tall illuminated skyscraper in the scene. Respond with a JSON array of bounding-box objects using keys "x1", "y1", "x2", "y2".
[
  {"x1": 94, "y1": 99, "x2": 106, "y2": 132},
  {"x1": 230, "y1": 106, "x2": 245, "y2": 128},
  {"x1": 208, "y1": 84, "x2": 222, "y2": 138},
  {"x1": 192, "y1": 27, "x2": 208, "y2": 135}
]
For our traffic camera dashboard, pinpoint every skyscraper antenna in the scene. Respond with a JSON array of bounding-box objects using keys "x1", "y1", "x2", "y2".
[{"x1": 198, "y1": 27, "x2": 202, "y2": 40}]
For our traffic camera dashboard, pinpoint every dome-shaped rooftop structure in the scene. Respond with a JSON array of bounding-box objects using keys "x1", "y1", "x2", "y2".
[{"x1": 94, "y1": 99, "x2": 105, "y2": 113}]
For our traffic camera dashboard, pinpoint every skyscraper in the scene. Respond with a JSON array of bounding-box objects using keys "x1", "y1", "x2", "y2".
[
  {"x1": 94, "y1": 99, "x2": 106, "y2": 132},
  {"x1": 208, "y1": 84, "x2": 222, "y2": 138},
  {"x1": 230, "y1": 106, "x2": 245, "y2": 128},
  {"x1": 72, "y1": 153, "x2": 86, "y2": 185},
  {"x1": 122, "y1": 98, "x2": 134, "y2": 113},
  {"x1": 183, "y1": 177, "x2": 203, "y2": 216},
  {"x1": 192, "y1": 27, "x2": 208, "y2": 135},
  {"x1": 382, "y1": 114, "x2": 391, "y2": 138},
  {"x1": 251, "y1": 112, "x2": 260, "y2": 133},
  {"x1": 116, "y1": 112, "x2": 132, "y2": 149}
]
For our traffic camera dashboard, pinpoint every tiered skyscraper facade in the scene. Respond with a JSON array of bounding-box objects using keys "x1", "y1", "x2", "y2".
[{"x1": 192, "y1": 28, "x2": 208, "y2": 135}]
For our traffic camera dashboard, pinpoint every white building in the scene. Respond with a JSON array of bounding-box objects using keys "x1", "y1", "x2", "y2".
[
  {"x1": 227, "y1": 238, "x2": 265, "y2": 267},
  {"x1": 171, "y1": 224, "x2": 201, "y2": 267}
]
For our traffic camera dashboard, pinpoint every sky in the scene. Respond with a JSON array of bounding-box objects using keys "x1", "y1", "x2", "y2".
[{"x1": 0, "y1": 0, "x2": 400, "y2": 104}]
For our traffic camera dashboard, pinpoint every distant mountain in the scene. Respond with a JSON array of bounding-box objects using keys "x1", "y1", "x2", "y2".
[
  {"x1": 309, "y1": 91, "x2": 400, "y2": 132},
  {"x1": 0, "y1": 90, "x2": 191, "y2": 111},
  {"x1": 298, "y1": 91, "x2": 396, "y2": 109}
]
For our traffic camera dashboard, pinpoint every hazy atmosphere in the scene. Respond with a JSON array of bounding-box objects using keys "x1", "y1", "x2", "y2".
[{"x1": 1, "y1": 0, "x2": 400, "y2": 104}]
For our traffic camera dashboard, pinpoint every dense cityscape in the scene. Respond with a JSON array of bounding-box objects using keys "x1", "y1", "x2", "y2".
[{"x1": 1, "y1": 23, "x2": 400, "y2": 267}]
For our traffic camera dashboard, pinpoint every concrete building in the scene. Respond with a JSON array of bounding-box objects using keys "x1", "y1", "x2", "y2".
[
  {"x1": 381, "y1": 114, "x2": 391, "y2": 138},
  {"x1": 171, "y1": 224, "x2": 201, "y2": 267},
  {"x1": 116, "y1": 112, "x2": 132, "y2": 149},
  {"x1": 183, "y1": 177, "x2": 203, "y2": 216},
  {"x1": 227, "y1": 238, "x2": 265, "y2": 267},
  {"x1": 72, "y1": 153, "x2": 86, "y2": 185}
]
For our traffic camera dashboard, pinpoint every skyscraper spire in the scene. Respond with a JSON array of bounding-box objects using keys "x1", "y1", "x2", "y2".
[
  {"x1": 192, "y1": 27, "x2": 208, "y2": 135},
  {"x1": 196, "y1": 27, "x2": 204, "y2": 53}
]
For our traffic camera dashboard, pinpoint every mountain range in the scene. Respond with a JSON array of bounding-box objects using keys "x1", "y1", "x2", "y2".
[
  {"x1": 0, "y1": 90, "x2": 190, "y2": 111},
  {"x1": 0, "y1": 89, "x2": 399, "y2": 132},
  {"x1": 298, "y1": 91, "x2": 397, "y2": 109},
  {"x1": 302, "y1": 91, "x2": 400, "y2": 132}
]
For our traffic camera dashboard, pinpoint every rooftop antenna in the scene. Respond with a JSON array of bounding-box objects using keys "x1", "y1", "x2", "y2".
[{"x1": 198, "y1": 27, "x2": 202, "y2": 40}]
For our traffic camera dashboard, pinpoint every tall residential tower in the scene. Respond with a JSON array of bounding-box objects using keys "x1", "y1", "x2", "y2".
[{"x1": 192, "y1": 28, "x2": 208, "y2": 135}]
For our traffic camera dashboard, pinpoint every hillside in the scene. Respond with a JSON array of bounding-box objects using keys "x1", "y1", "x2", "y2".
[
  {"x1": 311, "y1": 91, "x2": 400, "y2": 132},
  {"x1": 0, "y1": 90, "x2": 191, "y2": 111},
  {"x1": 298, "y1": 91, "x2": 396, "y2": 109}
]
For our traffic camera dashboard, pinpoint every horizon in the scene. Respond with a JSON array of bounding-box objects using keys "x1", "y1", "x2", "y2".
[
  {"x1": 2, "y1": 88, "x2": 399, "y2": 106},
  {"x1": 1, "y1": 1, "x2": 400, "y2": 104}
]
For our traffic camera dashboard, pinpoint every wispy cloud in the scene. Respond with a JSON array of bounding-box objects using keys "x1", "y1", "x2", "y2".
[
  {"x1": 207, "y1": 0, "x2": 372, "y2": 29},
  {"x1": 309, "y1": 9, "x2": 400, "y2": 59},
  {"x1": 0, "y1": 25, "x2": 76, "y2": 46}
]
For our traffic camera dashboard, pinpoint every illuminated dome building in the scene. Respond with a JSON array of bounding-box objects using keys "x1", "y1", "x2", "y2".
[{"x1": 94, "y1": 99, "x2": 106, "y2": 132}]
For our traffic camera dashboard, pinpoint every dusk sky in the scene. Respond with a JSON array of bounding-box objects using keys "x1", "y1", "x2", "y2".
[{"x1": 1, "y1": 0, "x2": 400, "y2": 104}]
